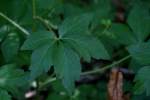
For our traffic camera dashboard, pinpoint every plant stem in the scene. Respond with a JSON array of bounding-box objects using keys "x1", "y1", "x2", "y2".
[
  {"x1": 81, "y1": 55, "x2": 131, "y2": 75},
  {"x1": 32, "y1": 0, "x2": 36, "y2": 18},
  {"x1": 32, "y1": 0, "x2": 37, "y2": 31},
  {"x1": 33, "y1": 16, "x2": 52, "y2": 31},
  {"x1": 39, "y1": 55, "x2": 131, "y2": 89},
  {"x1": 32, "y1": 0, "x2": 57, "y2": 33},
  {"x1": 38, "y1": 77, "x2": 57, "y2": 90},
  {"x1": 34, "y1": 16, "x2": 59, "y2": 37},
  {"x1": 0, "y1": 12, "x2": 30, "y2": 36}
]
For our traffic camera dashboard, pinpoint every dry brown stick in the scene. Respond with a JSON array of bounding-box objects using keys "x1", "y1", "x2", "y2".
[
  {"x1": 107, "y1": 69, "x2": 123, "y2": 100},
  {"x1": 107, "y1": 68, "x2": 131, "y2": 100}
]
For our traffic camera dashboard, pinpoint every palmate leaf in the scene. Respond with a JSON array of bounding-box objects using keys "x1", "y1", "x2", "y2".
[
  {"x1": 135, "y1": 66, "x2": 150, "y2": 96},
  {"x1": 22, "y1": 14, "x2": 109, "y2": 93},
  {"x1": 127, "y1": 42, "x2": 150, "y2": 65}
]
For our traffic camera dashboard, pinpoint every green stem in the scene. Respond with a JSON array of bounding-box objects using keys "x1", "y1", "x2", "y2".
[
  {"x1": 34, "y1": 16, "x2": 59, "y2": 37},
  {"x1": 81, "y1": 55, "x2": 131, "y2": 75},
  {"x1": 0, "y1": 12, "x2": 30, "y2": 36},
  {"x1": 32, "y1": 0, "x2": 36, "y2": 18},
  {"x1": 32, "y1": 0, "x2": 36, "y2": 31},
  {"x1": 32, "y1": 0, "x2": 57, "y2": 32},
  {"x1": 38, "y1": 77, "x2": 56, "y2": 90},
  {"x1": 34, "y1": 16, "x2": 52, "y2": 31},
  {"x1": 39, "y1": 55, "x2": 131, "y2": 89}
]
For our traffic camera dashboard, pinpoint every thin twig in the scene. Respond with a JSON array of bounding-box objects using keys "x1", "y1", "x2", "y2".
[
  {"x1": 33, "y1": 16, "x2": 52, "y2": 31},
  {"x1": 38, "y1": 77, "x2": 57, "y2": 90},
  {"x1": 81, "y1": 55, "x2": 131, "y2": 75},
  {"x1": 0, "y1": 12, "x2": 30, "y2": 36}
]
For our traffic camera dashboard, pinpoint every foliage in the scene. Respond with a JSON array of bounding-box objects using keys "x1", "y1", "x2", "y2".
[{"x1": 0, "y1": 0, "x2": 150, "y2": 99}]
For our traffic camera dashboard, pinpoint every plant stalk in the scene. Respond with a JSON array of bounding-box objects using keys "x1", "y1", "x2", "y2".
[
  {"x1": 0, "y1": 12, "x2": 30, "y2": 36},
  {"x1": 39, "y1": 55, "x2": 131, "y2": 89}
]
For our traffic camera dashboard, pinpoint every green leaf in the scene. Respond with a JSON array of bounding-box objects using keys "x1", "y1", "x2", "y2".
[
  {"x1": 21, "y1": 31, "x2": 55, "y2": 50},
  {"x1": 94, "y1": 0, "x2": 112, "y2": 19},
  {"x1": 0, "y1": 90, "x2": 11, "y2": 100},
  {"x1": 135, "y1": 66, "x2": 150, "y2": 96},
  {"x1": 10, "y1": 0, "x2": 29, "y2": 21},
  {"x1": 62, "y1": 38, "x2": 91, "y2": 62},
  {"x1": 62, "y1": 33, "x2": 110, "y2": 60},
  {"x1": 132, "y1": 93, "x2": 150, "y2": 100},
  {"x1": 108, "y1": 23, "x2": 137, "y2": 45},
  {"x1": 0, "y1": 64, "x2": 28, "y2": 88},
  {"x1": 21, "y1": 14, "x2": 110, "y2": 94},
  {"x1": 129, "y1": 59, "x2": 142, "y2": 72},
  {"x1": 127, "y1": 4, "x2": 150, "y2": 41},
  {"x1": 0, "y1": 26, "x2": 8, "y2": 42},
  {"x1": 133, "y1": 80, "x2": 145, "y2": 95},
  {"x1": 22, "y1": 31, "x2": 56, "y2": 79},
  {"x1": 0, "y1": 0, "x2": 30, "y2": 21},
  {"x1": 59, "y1": 13, "x2": 93, "y2": 36},
  {"x1": 36, "y1": 0, "x2": 62, "y2": 10},
  {"x1": 60, "y1": 14, "x2": 110, "y2": 60},
  {"x1": 63, "y1": 4, "x2": 84, "y2": 17},
  {"x1": 127, "y1": 42, "x2": 150, "y2": 65},
  {"x1": 0, "y1": 64, "x2": 28, "y2": 99},
  {"x1": 47, "y1": 93, "x2": 68, "y2": 100},
  {"x1": 52, "y1": 41, "x2": 81, "y2": 93},
  {"x1": 1, "y1": 32, "x2": 20, "y2": 62},
  {"x1": 30, "y1": 42, "x2": 54, "y2": 79},
  {"x1": 91, "y1": 0, "x2": 113, "y2": 29}
]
